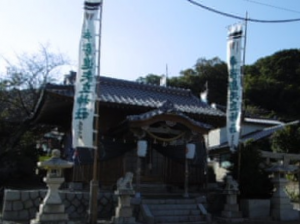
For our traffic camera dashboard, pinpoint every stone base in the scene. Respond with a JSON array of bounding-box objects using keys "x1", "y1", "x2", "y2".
[
  {"x1": 222, "y1": 210, "x2": 243, "y2": 218},
  {"x1": 216, "y1": 217, "x2": 244, "y2": 223},
  {"x1": 224, "y1": 204, "x2": 240, "y2": 212},
  {"x1": 115, "y1": 189, "x2": 135, "y2": 195},
  {"x1": 222, "y1": 201, "x2": 242, "y2": 219},
  {"x1": 30, "y1": 220, "x2": 74, "y2": 224},
  {"x1": 240, "y1": 199, "x2": 270, "y2": 219},
  {"x1": 221, "y1": 192, "x2": 242, "y2": 219},
  {"x1": 115, "y1": 206, "x2": 133, "y2": 217},
  {"x1": 39, "y1": 204, "x2": 65, "y2": 213},
  {"x1": 34, "y1": 212, "x2": 68, "y2": 220},
  {"x1": 111, "y1": 216, "x2": 136, "y2": 224},
  {"x1": 31, "y1": 203, "x2": 70, "y2": 224},
  {"x1": 271, "y1": 185, "x2": 300, "y2": 221},
  {"x1": 272, "y1": 208, "x2": 299, "y2": 221}
]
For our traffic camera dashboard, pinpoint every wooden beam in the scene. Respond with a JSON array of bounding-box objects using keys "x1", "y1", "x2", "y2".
[
  {"x1": 260, "y1": 150, "x2": 300, "y2": 161},
  {"x1": 147, "y1": 126, "x2": 182, "y2": 135}
]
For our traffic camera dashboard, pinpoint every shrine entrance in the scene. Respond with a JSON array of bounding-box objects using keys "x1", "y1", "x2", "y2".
[{"x1": 121, "y1": 101, "x2": 211, "y2": 195}]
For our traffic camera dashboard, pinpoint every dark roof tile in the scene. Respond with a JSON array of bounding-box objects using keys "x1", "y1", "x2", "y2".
[{"x1": 46, "y1": 76, "x2": 225, "y2": 117}]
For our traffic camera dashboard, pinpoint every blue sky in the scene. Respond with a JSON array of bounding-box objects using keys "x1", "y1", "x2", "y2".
[{"x1": 1, "y1": 0, "x2": 300, "y2": 81}]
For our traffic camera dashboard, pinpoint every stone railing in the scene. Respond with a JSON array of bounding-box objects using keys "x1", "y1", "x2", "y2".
[{"x1": 2, "y1": 189, "x2": 115, "y2": 222}]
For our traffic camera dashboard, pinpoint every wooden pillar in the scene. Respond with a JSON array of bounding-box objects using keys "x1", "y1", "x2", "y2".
[
  {"x1": 183, "y1": 143, "x2": 195, "y2": 198},
  {"x1": 136, "y1": 156, "x2": 141, "y2": 198},
  {"x1": 298, "y1": 167, "x2": 300, "y2": 211},
  {"x1": 183, "y1": 158, "x2": 189, "y2": 198}
]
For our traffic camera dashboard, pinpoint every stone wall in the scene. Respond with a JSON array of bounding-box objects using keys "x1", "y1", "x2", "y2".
[{"x1": 2, "y1": 189, "x2": 115, "y2": 222}]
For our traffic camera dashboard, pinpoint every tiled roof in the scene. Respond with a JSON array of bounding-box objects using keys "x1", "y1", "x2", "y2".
[
  {"x1": 46, "y1": 76, "x2": 225, "y2": 118},
  {"x1": 244, "y1": 118, "x2": 284, "y2": 126},
  {"x1": 241, "y1": 120, "x2": 299, "y2": 142},
  {"x1": 127, "y1": 100, "x2": 213, "y2": 130},
  {"x1": 209, "y1": 120, "x2": 299, "y2": 150}
]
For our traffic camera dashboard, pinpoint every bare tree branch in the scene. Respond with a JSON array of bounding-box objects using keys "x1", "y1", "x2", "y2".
[{"x1": 0, "y1": 44, "x2": 70, "y2": 154}]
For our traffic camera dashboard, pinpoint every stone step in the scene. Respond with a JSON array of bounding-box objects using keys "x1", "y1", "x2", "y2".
[
  {"x1": 139, "y1": 184, "x2": 168, "y2": 193},
  {"x1": 148, "y1": 203, "x2": 198, "y2": 210},
  {"x1": 159, "y1": 222, "x2": 206, "y2": 224},
  {"x1": 142, "y1": 198, "x2": 196, "y2": 204},
  {"x1": 142, "y1": 193, "x2": 194, "y2": 198},
  {"x1": 152, "y1": 209, "x2": 201, "y2": 216},
  {"x1": 141, "y1": 197, "x2": 209, "y2": 224},
  {"x1": 140, "y1": 188, "x2": 168, "y2": 193},
  {"x1": 155, "y1": 215, "x2": 205, "y2": 223}
]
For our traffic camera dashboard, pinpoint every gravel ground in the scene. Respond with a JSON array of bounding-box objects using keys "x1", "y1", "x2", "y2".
[
  {"x1": 1, "y1": 219, "x2": 300, "y2": 224},
  {"x1": 1, "y1": 202, "x2": 299, "y2": 224}
]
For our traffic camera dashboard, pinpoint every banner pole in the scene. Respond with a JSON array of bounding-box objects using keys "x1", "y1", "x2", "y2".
[
  {"x1": 237, "y1": 12, "x2": 248, "y2": 185},
  {"x1": 88, "y1": 1, "x2": 103, "y2": 224}
]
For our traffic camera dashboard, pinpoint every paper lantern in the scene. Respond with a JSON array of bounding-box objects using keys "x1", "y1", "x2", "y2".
[
  {"x1": 186, "y1": 143, "x2": 195, "y2": 159},
  {"x1": 137, "y1": 140, "x2": 147, "y2": 157}
]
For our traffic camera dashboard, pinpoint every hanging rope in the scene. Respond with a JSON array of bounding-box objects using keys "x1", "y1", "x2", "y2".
[{"x1": 145, "y1": 130, "x2": 186, "y2": 142}]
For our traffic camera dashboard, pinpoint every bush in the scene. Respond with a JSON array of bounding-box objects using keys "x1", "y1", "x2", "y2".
[
  {"x1": 229, "y1": 140, "x2": 273, "y2": 199},
  {"x1": 0, "y1": 143, "x2": 43, "y2": 189}
]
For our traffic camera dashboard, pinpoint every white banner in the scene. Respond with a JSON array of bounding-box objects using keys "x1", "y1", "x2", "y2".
[
  {"x1": 226, "y1": 24, "x2": 243, "y2": 152},
  {"x1": 72, "y1": 1, "x2": 102, "y2": 149}
]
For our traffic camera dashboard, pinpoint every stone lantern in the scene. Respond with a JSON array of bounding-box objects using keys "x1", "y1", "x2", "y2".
[
  {"x1": 31, "y1": 149, "x2": 74, "y2": 224},
  {"x1": 267, "y1": 161, "x2": 299, "y2": 221}
]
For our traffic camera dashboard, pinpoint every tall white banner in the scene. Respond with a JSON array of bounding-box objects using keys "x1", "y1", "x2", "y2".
[
  {"x1": 226, "y1": 24, "x2": 243, "y2": 152},
  {"x1": 72, "y1": 1, "x2": 102, "y2": 149}
]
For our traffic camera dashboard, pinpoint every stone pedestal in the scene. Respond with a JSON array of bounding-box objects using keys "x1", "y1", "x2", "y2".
[
  {"x1": 31, "y1": 178, "x2": 69, "y2": 224},
  {"x1": 221, "y1": 191, "x2": 243, "y2": 219},
  {"x1": 271, "y1": 177, "x2": 299, "y2": 221},
  {"x1": 31, "y1": 149, "x2": 73, "y2": 224},
  {"x1": 112, "y1": 189, "x2": 136, "y2": 224},
  {"x1": 220, "y1": 175, "x2": 243, "y2": 222}
]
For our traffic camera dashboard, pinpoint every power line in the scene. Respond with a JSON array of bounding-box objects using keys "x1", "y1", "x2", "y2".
[
  {"x1": 244, "y1": 0, "x2": 300, "y2": 15},
  {"x1": 186, "y1": 0, "x2": 300, "y2": 23}
]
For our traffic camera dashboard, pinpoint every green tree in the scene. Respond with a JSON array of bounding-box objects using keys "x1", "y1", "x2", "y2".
[
  {"x1": 230, "y1": 140, "x2": 273, "y2": 199},
  {"x1": 136, "y1": 74, "x2": 162, "y2": 85},
  {"x1": 137, "y1": 58, "x2": 228, "y2": 105},
  {"x1": 244, "y1": 49, "x2": 300, "y2": 120},
  {"x1": 271, "y1": 123, "x2": 300, "y2": 154},
  {"x1": 137, "y1": 50, "x2": 300, "y2": 121},
  {"x1": 169, "y1": 57, "x2": 228, "y2": 105}
]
